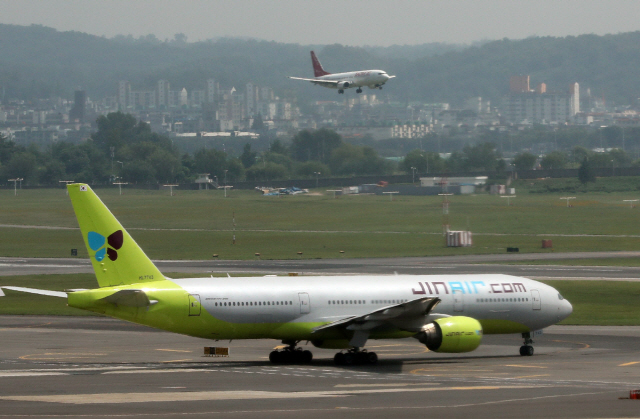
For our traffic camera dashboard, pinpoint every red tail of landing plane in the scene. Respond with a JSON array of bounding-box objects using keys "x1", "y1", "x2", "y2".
[{"x1": 311, "y1": 51, "x2": 331, "y2": 77}]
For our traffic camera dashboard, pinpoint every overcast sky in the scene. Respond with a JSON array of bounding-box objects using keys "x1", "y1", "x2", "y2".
[{"x1": 1, "y1": 0, "x2": 639, "y2": 46}]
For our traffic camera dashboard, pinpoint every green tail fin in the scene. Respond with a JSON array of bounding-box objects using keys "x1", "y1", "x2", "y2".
[{"x1": 68, "y1": 183, "x2": 164, "y2": 287}]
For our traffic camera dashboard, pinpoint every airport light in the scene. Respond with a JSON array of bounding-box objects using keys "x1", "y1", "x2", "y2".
[
  {"x1": 623, "y1": 199, "x2": 639, "y2": 209},
  {"x1": 224, "y1": 170, "x2": 228, "y2": 197},
  {"x1": 8, "y1": 178, "x2": 23, "y2": 196},
  {"x1": 501, "y1": 195, "x2": 516, "y2": 206},
  {"x1": 383, "y1": 191, "x2": 399, "y2": 201},
  {"x1": 113, "y1": 180, "x2": 128, "y2": 195},
  {"x1": 314, "y1": 172, "x2": 321, "y2": 188},
  {"x1": 326, "y1": 189, "x2": 341, "y2": 199},
  {"x1": 560, "y1": 196, "x2": 576, "y2": 207},
  {"x1": 410, "y1": 167, "x2": 416, "y2": 184},
  {"x1": 164, "y1": 184, "x2": 178, "y2": 196}
]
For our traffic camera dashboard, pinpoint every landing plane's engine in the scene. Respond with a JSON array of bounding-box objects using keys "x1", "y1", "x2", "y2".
[
  {"x1": 337, "y1": 81, "x2": 351, "y2": 89},
  {"x1": 414, "y1": 316, "x2": 483, "y2": 353}
]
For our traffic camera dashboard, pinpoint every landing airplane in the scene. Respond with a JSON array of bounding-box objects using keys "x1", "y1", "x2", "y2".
[
  {"x1": 289, "y1": 51, "x2": 395, "y2": 94},
  {"x1": 0, "y1": 184, "x2": 572, "y2": 365}
]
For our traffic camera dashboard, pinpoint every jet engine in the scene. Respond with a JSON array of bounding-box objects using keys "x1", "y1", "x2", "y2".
[
  {"x1": 414, "y1": 316, "x2": 483, "y2": 353},
  {"x1": 337, "y1": 81, "x2": 351, "y2": 89}
]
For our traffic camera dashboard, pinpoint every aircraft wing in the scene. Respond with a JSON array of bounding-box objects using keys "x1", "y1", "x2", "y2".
[
  {"x1": 288, "y1": 76, "x2": 340, "y2": 87},
  {"x1": 0, "y1": 286, "x2": 67, "y2": 298},
  {"x1": 312, "y1": 297, "x2": 441, "y2": 346}
]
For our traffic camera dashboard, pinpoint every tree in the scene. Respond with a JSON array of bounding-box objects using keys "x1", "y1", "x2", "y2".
[
  {"x1": 461, "y1": 143, "x2": 504, "y2": 172},
  {"x1": 578, "y1": 158, "x2": 596, "y2": 184},
  {"x1": 291, "y1": 129, "x2": 343, "y2": 164},
  {"x1": 240, "y1": 143, "x2": 257, "y2": 169},
  {"x1": 513, "y1": 152, "x2": 537, "y2": 171},
  {"x1": 294, "y1": 161, "x2": 331, "y2": 178},
  {"x1": 540, "y1": 151, "x2": 567, "y2": 170}
]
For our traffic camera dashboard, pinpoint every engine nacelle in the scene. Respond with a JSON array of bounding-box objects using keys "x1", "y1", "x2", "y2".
[
  {"x1": 414, "y1": 316, "x2": 483, "y2": 353},
  {"x1": 337, "y1": 81, "x2": 351, "y2": 89}
]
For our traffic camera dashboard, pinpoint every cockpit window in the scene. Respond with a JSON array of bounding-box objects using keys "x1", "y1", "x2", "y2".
[{"x1": 558, "y1": 293, "x2": 564, "y2": 300}]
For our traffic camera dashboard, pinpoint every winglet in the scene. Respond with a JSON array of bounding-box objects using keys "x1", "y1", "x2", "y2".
[
  {"x1": 310, "y1": 51, "x2": 331, "y2": 77},
  {"x1": 67, "y1": 183, "x2": 165, "y2": 288}
]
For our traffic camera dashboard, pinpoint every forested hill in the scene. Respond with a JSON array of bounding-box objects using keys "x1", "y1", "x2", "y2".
[{"x1": 1, "y1": 24, "x2": 640, "y2": 106}]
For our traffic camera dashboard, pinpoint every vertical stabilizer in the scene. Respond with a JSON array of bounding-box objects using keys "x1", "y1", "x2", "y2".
[
  {"x1": 68, "y1": 184, "x2": 164, "y2": 288},
  {"x1": 311, "y1": 51, "x2": 331, "y2": 77}
]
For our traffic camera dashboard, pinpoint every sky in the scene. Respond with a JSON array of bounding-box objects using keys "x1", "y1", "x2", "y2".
[{"x1": 1, "y1": 0, "x2": 639, "y2": 46}]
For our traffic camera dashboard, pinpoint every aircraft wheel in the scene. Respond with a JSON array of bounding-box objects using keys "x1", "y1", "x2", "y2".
[
  {"x1": 338, "y1": 89, "x2": 344, "y2": 94},
  {"x1": 519, "y1": 345, "x2": 534, "y2": 356},
  {"x1": 334, "y1": 352, "x2": 346, "y2": 365},
  {"x1": 344, "y1": 353, "x2": 355, "y2": 365},
  {"x1": 301, "y1": 350, "x2": 313, "y2": 364},
  {"x1": 356, "y1": 88, "x2": 362, "y2": 93},
  {"x1": 269, "y1": 350, "x2": 281, "y2": 363},
  {"x1": 366, "y1": 352, "x2": 378, "y2": 365}
]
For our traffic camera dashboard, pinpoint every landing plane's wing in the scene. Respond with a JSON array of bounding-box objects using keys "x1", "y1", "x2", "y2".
[
  {"x1": 288, "y1": 76, "x2": 340, "y2": 87},
  {"x1": 313, "y1": 297, "x2": 441, "y2": 347}
]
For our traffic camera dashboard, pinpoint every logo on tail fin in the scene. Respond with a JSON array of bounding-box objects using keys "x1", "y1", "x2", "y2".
[{"x1": 88, "y1": 230, "x2": 123, "y2": 261}]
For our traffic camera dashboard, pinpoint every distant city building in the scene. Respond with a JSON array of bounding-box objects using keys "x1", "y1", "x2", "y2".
[
  {"x1": 69, "y1": 90, "x2": 86, "y2": 122},
  {"x1": 503, "y1": 76, "x2": 580, "y2": 124}
]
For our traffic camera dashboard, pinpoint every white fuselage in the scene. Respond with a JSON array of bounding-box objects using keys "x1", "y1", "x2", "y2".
[
  {"x1": 173, "y1": 274, "x2": 572, "y2": 340},
  {"x1": 316, "y1": 70, "x2": 392, "y2": 89}
]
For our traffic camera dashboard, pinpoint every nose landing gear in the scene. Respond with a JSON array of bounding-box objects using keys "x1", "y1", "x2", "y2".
[
  {"x1": 519, "y1": 332, "x2": 534, "y2": 356},
  {"x1": 269, "y1": 341, "x2": 313, "y2": 364},
  {"x1": 334, "y1": 348, "x2": 378, "y2": 365},
  {"x1": 356, "y1": 88, "x2": 362, "y2": 93}
]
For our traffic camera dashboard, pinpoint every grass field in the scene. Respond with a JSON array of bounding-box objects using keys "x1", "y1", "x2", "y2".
[
  {"x1": 489, "y1": 258, "x2": 640, "y2": 267},
  {"x1": 1, "y1": 187, "x2": 640, "y2": 259},
  {"x1": 1, "y1": 274, "x2": 638, "y2": 325}
]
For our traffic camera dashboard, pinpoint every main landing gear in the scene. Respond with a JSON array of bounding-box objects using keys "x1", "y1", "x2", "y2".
[
  {"x1": 519, "y1": 332, "x2": 534, "y2": 356},
  {"x1": 338, "y1": 89, "x2": 344, "y2": 94},
  {"x1": 334, "y1": 348, "x2": 378, "y2": 365},
  {"x1": 269, "y1": 341, "x2": 312, "y2": 364},
  {"x1": 356, "y1": 88, "x2": 363, "y2": 93}
]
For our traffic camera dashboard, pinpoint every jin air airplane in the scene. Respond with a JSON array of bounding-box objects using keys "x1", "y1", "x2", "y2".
[
  {"x1": 0, "y1": 184, "x2": 572, "y2": 365},
  {"x1": 289, "y1": 51, "x2": 395, "y2": 94}
]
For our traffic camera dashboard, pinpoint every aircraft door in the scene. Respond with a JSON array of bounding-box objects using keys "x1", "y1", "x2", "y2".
[
  {"x1": 298, "y1": 292, "x2": 310, "y2": 314},
  {"x1": 530, "y1": 290, "x2": 541, "y2": 310},
  {"x1": 188, "y1": 294, "x2": 201, "y2": 316},
  {"x1": 453, "y1": 290, "x2": 464, "y2": 312}
]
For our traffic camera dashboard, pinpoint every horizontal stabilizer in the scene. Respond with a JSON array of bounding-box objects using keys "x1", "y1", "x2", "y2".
[
  {"x1": 0, "y1": 286, "x2": 67, "y2": 298},
  {"x1": 100, "y1": 289, "x2": 157, "y2": 308}
]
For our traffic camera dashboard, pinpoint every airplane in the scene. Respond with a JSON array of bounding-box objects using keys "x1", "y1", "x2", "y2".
[
  {"x1": 289, "y1": 51, "x2": 395, "y2": 94},
  {"x1": 0, "y1": 184, "x2": 572, "y2": 365}
]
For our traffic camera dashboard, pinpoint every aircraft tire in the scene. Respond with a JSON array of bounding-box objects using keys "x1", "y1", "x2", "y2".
[
  {"x1": 366, "y1": 352, "x2": 378, "y2": 365},
  {"x1": 302, "y1": 350, "x2": 313, "y2": 364},
  {"x1": 269, "y1": 351, "x2": 281, "y2": 363},
  {"x1": 344, "y1": 353, "x2": 355, "y2": 365},
  {"x1": 334, "y1": 352, "x2": 346, "y2": 365},
  {"x1": 519, "y1": 345, "x2": 534, "y2": 356}
]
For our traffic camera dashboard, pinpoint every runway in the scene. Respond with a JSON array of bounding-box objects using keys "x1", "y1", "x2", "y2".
[
  {"x1": 2, "y1": 251, "x2": 640, "y2": 279},
  {"x1": 0, "y1": 316, "x2": 639, "y2": 418}
]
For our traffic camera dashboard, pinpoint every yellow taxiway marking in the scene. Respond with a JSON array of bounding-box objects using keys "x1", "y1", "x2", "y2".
[
  {"x1": 160, "y1": 359, "x2": 193, "y2": 363},
  {"x1": 334, "y1": 383, "x2": 438, "y2": 388},
  {"x1": 19, "y1": 352, "x2": 107, "y2": 360},
  {"x1": 0, "y1": 322, "x2": 53, "y2": 331},
  {"x1": 505, "y1": 364, "x2": 548, "y2": 369},
  {"x1": 0, "y1": 386, "x2": 537, "y2": 404},
  {"x1": 618, "y1": 361, "x2": 640, "y2": 367},
  {"x1": 155, "y1": 349, "x2": 192, "y2": 353},
  {"x1": 551, "y1": 339, "x2": 591, "y2": 350},
  {"x1": 513, "y1": 374, "x2": 550, "y2": 379}
]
